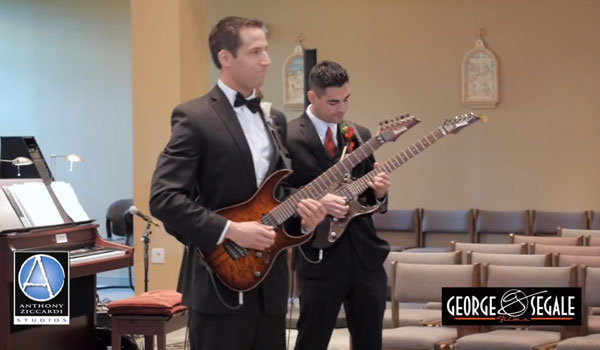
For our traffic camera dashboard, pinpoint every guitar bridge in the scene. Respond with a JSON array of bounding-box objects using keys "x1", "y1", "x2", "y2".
[{"x1": 224, "y1": 241, "x2": 248, "y2": 260}]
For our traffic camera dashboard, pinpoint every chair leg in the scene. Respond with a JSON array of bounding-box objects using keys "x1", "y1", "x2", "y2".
[
  {"x1": 157, "y1": 332, "x2": 167, "y2": 350},
  {"x1": 111, "y1": 320, "x2": 122, "y2": 350},
  {"x1": 145, "y1": 334, "x2": 154, "y2": 350}
]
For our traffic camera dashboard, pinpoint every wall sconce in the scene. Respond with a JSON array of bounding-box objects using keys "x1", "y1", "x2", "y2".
[
  {"x1": 50, "y1": 154, "x2": 84, "y2": 177},
  {"x1": 0, "y1": 157, "x2": 34, "y2": 177}
]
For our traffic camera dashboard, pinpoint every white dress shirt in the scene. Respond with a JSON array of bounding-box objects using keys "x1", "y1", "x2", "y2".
[
  {"x1": 306, "y1": 104, "x2": 338, "y2": 147},
  {"x1": 216, "y1": 79, "x2": 274, "y2": 244},
  {"x1": 218, "y1": 79, "x2": 273, "y2": 186}
]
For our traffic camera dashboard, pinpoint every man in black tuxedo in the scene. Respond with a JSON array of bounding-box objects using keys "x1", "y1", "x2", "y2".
[
  {"x1": 149, "y1": 17, "x2": 326, "y2": 350},
  {"x1": 287, "y1": 61, "x2": 391, "y2": 350}
]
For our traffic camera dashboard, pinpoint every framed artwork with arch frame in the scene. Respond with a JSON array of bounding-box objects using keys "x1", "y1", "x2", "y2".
[{"x1": 462, "y1": 29, "x2": 499, "y2": 108}]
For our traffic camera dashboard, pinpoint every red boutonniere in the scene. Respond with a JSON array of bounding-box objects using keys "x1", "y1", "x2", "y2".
[{"x1": 340, "y1": 122, "x2": 356, "y2": 152}]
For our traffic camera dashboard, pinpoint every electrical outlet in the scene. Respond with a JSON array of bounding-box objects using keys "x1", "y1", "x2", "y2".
[{"x1": 152, "y1": 248, "x2": 165, "y2": 264}]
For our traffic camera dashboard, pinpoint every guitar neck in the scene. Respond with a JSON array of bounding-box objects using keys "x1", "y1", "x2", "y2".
[
  {"x1": 340, "y1": 127, "x2": 447, "y2": 198},
  {"x1": 263, "y1": 136, "x2": 385, "y2": 226}
]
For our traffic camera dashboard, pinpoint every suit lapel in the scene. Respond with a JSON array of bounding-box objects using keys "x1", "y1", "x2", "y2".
[
  {"x1": 264, "y1": 116, "x2": 283, "y2": 175},
  {"x1": 209, "y1": 86, "x2": 257, "y2": 186},
  {"x1": 299, "y1": 113, "x2": 333, "y2": 171}
]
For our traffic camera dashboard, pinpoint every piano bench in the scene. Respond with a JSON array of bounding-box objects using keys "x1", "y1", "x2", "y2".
[{"x1": 107, "y1": 290, "x2": 188, "y2": 350}]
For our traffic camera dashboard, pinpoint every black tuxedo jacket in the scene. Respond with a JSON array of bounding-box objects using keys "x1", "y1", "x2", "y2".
[
  {"x1": 287, "y1": 113, "x2": 390, "y2": 279},
  {"x1": 149, "y1": 86, "x2": 291, "y2": 315}
]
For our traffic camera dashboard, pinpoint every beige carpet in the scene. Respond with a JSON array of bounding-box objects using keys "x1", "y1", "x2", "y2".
[{"x1": 136, "y1": 327, "x2": 351, "y2": 350}]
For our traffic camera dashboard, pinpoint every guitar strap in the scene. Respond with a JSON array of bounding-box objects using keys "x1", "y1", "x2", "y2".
[{"x1": 261, "y1": 102, "x2": 292, "y2": 170}]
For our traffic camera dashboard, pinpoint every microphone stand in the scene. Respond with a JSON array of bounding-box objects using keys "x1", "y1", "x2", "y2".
[{"x1": 141, "y1": 220, "x2": 153, "y2": 292}]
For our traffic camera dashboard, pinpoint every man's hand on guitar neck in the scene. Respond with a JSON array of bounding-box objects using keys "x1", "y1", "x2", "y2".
[
  {"x1": 367, "y1": 162, "x2": 390, "y2": 200},
  {"x1": 320, "y1": 194, "x2": 349, "y2": 219},
  {"x1": 296, "y1": 199, "x2": 328, "y2": 233}
]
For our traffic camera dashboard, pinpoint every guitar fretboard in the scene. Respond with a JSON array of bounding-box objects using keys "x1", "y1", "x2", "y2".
[
  {"x1": 337, "y1": 128, "x2": 447, "y2": 199},
  {"x1": 261, "y1": 136, "x2": 385, "y2": 226}
]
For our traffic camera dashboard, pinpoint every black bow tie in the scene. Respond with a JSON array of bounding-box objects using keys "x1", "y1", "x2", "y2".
[{"x1": 234, "y1": 92, "x2": 262, "y2": 114}]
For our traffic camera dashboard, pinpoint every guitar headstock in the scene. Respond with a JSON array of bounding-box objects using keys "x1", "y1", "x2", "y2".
[
  {"x1": 442, "y1": 112, "x2": 485, "y2": 134},
  {"x1": 376, "y1": 114, "x2": 421, "y2": 143}
]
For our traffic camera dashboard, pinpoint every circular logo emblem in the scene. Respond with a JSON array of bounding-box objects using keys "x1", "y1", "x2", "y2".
[
  {"x1": 18, "y1": 254, "x2": 65, "y2": 302},
  {"x1": 498, "y1": 289, "x2": 529, "y2": 318}
]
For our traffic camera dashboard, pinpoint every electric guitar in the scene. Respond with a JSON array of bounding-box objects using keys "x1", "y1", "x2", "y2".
[
  {"x1": 310, "y1": 112, "x2": 485, "y2": 249},
  {"x1": 198, "y1": 115, "x2": 421, "y2": 291}
]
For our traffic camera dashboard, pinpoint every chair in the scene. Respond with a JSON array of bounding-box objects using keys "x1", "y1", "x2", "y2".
[
  {"x1": 382, "y1": 251, "x2": 461, "y2": 328},
  {"x1": 554, "y1": 267, "x2": 600, "y2": 349},
  {"x1": 530, "y1": 210, "x2": 588, "y2": 236},
  {"x1": 105, "y1": 199, "x2": 134, "y2": 289},
  {"x1": 583, "y1": 267, "x2": 600, "y2": 335},
  {"x1": 373, "y1": 209, "x2": 420, "y2": 250},
  {"x1": 384, "y1": 251, "x2": 461, "y2": 285},
  {"x1": 454, "y1": 265, "x2": 578, "y2": 350},
  {"x1": 452, "y1": 241, "x2": 526, "y2": 262},
  {"x1": 511, "y1": 234, "x2": 583, "y2": 254},
  {"x1": 467, "y1": 252, "x2": 551, "y2": 267},
  {"x1": 474, "y1": 209, "x2": 529, "y2": 243},
  {"x1": 555, "y1": 254, "x2": 600, "y2": 269},
  {"x1": 382, "y1": 262, "x2": 480, "y2": 350},
  {"x1": 419, "y1": 209, "x2": 473, "y2": 249},
  {"x1": 532, "y1": 244, "x2": 600, "y2": 256},
  {"x1": 554, "y1": 253, "x2": 600, "y2": 292},
  {"x1": 556, "y1": 334, "x2": 600, "y2": 350},
  {"x1": 559, "y1": 228, "x2": 600, "y2": 246},
  {"x1": 467, "y1": 252, "x2": 551, "y2": 286},
  {"x1": 106, "y1": 199, "x2": 134, "y2": 242},
  {"x1": 590, "y1": 211, "x2": 600, "y2": 230}
]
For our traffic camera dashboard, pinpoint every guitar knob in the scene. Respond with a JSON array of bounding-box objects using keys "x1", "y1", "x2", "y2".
[
  {"x1": 331, "y1": 231, "x2": 337, "y2": 237},
  {"x1": 255, "y1": 251, "x2": 263, "y2": 258},
  {"x1": 254, "y1": 271, "x2": 261, "y2": 277}
]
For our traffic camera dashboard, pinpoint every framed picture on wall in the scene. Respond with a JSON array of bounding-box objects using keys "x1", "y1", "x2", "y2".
[
  {"x1": 462, "y1": 29, "x2": 499, "y2": 108},
  {"x1": 282, "y1": 37, "x2": 306, "y2": 110}
]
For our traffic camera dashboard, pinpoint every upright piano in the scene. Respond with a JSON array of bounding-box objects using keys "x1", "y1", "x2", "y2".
[
  {"x1": 0, "y1": 136, "x2": 134, "y2": 350},
  {"x1": 0, "y1": 223, "x2": 133, "y2": 350}
]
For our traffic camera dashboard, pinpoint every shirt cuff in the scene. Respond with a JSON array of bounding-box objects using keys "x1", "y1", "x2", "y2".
[
  {"x1": 376, "y1": 194, "x2": 387, "y2": 204},
  {"x1": 300, "y1": 225, "x2": 312, "y2": 235},
  {"x1": 216, "y1": 220, "x2": 231, "y2": 245}
]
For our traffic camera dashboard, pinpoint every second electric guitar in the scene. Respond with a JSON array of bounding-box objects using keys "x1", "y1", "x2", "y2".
[{"x1": 311, "y1": 112, "x2": 485, "y2": 249}]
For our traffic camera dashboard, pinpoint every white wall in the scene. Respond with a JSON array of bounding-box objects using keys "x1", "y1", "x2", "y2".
[{"x1": 0, "y1": 0, "x2": 133, "y2": 236}]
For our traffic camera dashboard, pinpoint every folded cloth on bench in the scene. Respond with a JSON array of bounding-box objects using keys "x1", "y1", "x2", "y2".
[{"x1": 107, "y1": 290, "x2": 186, "y2": 316}]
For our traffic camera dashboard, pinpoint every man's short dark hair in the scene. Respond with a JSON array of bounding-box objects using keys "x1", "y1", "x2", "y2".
[
  {"x1": 308, "y1": 61, "x2": 349, "y2": 96},
  {"x1": 209, "y1": 16, "x2": 264, "y2": 69}
]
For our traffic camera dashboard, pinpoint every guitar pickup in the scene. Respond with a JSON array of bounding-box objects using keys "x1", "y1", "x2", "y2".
[{"x1": 224, "y1": 241, "x2": 248, "y2": 260}]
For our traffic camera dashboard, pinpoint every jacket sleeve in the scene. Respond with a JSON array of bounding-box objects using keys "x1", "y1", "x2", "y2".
[{"x1": 149, "y1": 105, "x2": 228, "y2": 252}]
